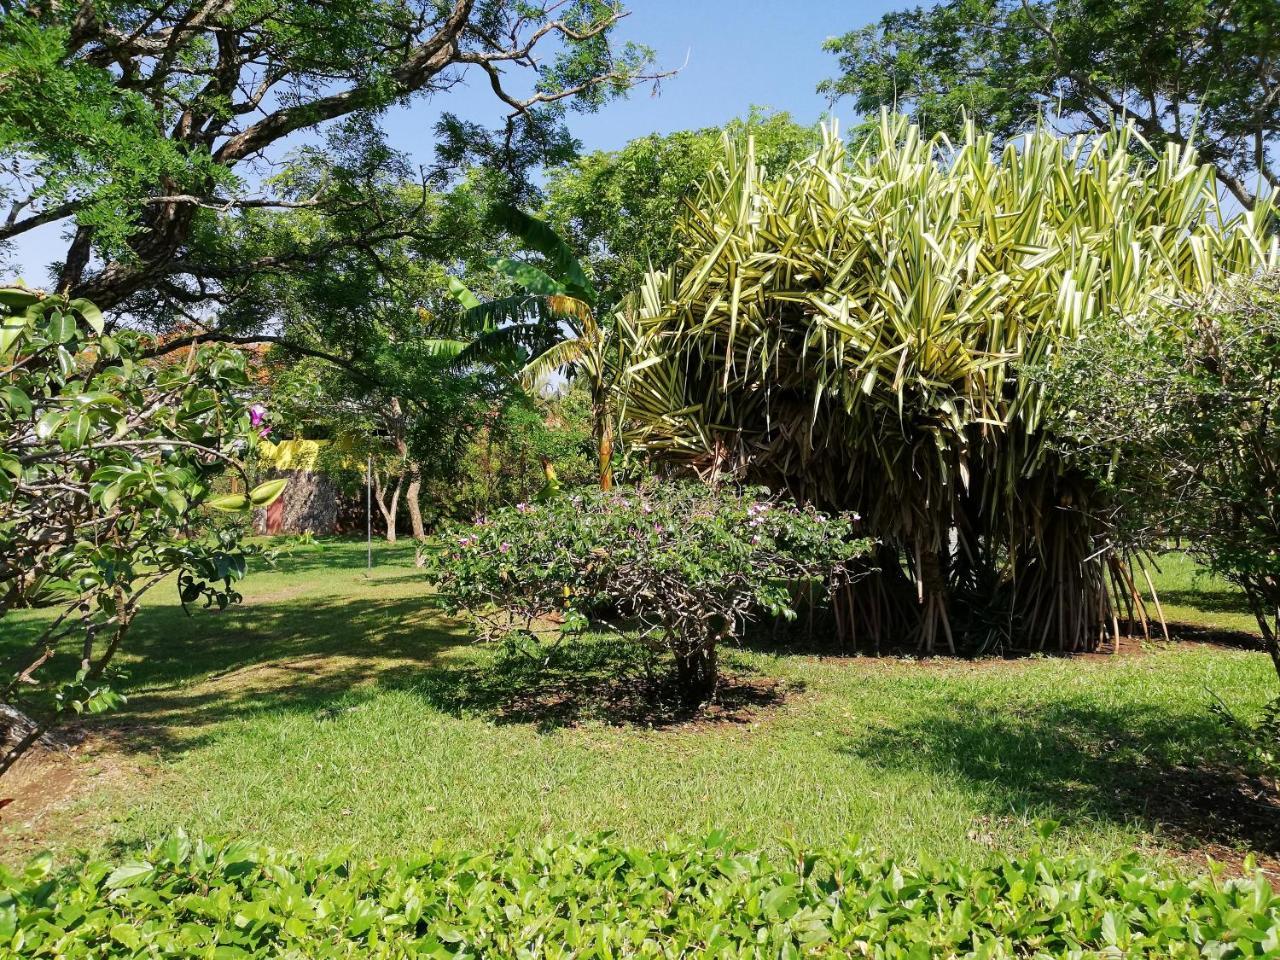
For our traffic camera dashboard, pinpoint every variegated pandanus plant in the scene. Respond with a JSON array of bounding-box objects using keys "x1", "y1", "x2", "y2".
[{"x1": 618, "y1": 111, "x2": 1277, "y2": 655}]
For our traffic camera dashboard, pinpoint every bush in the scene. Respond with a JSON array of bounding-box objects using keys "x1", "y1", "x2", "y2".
[
  {"x1": 4, "y1": 833, "x2": 1279, "y2": 957},
  {"x1": 430, "y1": 483, "x2": 867, "y2": 706},
  {"x1": 1042, "y1": 274, "x2": 1280, "y2": 659}
]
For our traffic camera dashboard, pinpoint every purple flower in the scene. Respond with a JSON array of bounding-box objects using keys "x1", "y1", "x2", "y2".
[
  {"x1": 258, "y1": 425, "x2": 272, "y2": 439},
  {"x1": 515, "y1": 502, "x2": 532, "y2": 514},
  {"x1": 499, "y1": 541, "x2": 511, "y2": 553},
  {"x1": 249, "y1": 404, "x2": 267, "y2": 427}
]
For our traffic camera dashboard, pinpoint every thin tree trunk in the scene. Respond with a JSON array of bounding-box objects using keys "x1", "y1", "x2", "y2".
[
  {"x1": 594, "y1": 385, "x2": 614, "y2": 491},
  {"x1": 406, "y1": 465, "x2": 427, "y2": 566},
  {"x1": 406, "y1": 467, "x2": 426, "y2": 539},
  {"x1": 372, "y1": 471, "x2": 403, "y2": 543}
]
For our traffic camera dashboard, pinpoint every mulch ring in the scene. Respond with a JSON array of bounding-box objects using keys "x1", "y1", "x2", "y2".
[{"x1": 488, "y1": 672, "x2": 790, "y2": 731}]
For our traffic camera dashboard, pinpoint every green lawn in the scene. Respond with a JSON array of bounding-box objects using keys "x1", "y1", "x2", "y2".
[{"x1": 2, "y1": 539, "x2": 1275, "y2": 871}]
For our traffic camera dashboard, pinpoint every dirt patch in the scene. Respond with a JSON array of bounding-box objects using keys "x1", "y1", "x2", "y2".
[
  {"x1": 482, "y1": 671, "x2": 789, "y2": 731},
  {"x1": 0, "y1": 734, "x2": 154, "y2": 864},
  {"x1": 1139, "y1": 764, "x2": 1280, "y2": 878}
]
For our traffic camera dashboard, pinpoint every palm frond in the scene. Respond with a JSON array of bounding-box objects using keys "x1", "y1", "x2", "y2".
[
  {"x1": 488, "y1": 202, "x2": 596, "y2": 304},
  {"x1": 520, "y1": 337, "x2": 588, "y2": 390}
]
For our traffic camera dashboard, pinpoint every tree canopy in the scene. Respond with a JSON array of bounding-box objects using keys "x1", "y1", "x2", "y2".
[
  {"x1": 545, "y1": 110, "x2": 820, "y2": 298},
  {"x1": 820, "y1": 0, "x2": 1280, "y2": 209},
  {"x1": 0, "y1": 1, "x2": 663, "y2": 317}
]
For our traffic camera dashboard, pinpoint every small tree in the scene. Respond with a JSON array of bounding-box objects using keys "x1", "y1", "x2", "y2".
[
  {"x1": 450, "y1": 205, "x2": 620, "y2": 490},
  {"x1": 1042, "y1": 274, "x2": 1280, "y2": 674},
  {"x1": 0, "y1": 288, "x2": 281, "y2": 776},
  {"x1": 1041, "y1": 274, "x2": 1280, "y2": 789},
  {"x1": 430, "y1": 483, "x2": 867, "y2": 706}
]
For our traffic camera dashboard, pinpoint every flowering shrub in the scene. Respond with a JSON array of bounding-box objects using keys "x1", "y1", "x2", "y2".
[{"x1": 431, "y1": 482, "x2": 868, "y2": 705}]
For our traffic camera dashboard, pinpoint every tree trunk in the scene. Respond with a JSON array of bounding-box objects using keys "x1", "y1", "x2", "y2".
[
  {"x1": 372, "y1": 471, "x2": 403, "y2": 543},
  {"x1": 406, "y1": 468, "x2": 426, "y2": 539},
  {"x1": 406, "y1": 466, "x2": 427, "y2": 566},
  {"x1": 673, "y1": 640, "x2": 718, "y2": 708},
  {"x1": 594, "y1": 386, "x2": 614, "y2": 491}
]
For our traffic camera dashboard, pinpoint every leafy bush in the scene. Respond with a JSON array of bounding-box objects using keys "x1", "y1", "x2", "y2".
[
  {"x1": 431, "y1": 483, "x2": 867, "y2": 705},
  {"x1": 1043, "y1": 274, "x2": 1280, "y2": 657},
  {"x1": 4, "y1": 833, "x2": 1279, "y2": 957},
  {"x1": 0, "y1": 288, "x2": 278, "y2": 775}
]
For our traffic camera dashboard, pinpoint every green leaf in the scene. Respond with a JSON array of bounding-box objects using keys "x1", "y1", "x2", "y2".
[
  {"x1": 490, "y1": 257, "x2": 567, "y2": 296},
  {"x1": 487, "y1": 203, "x2": 596, "y2": 303},
  {"x1": 207, "y1": 493, "x2": 251, "y2": 511},
  {"x1": 69, "y1": 298, "x2": 105, "y2": 334},
  {"x1": 249, "y1": 478, "x2": 288, "y2": 507},
  {"x1": 34, "y1": 409, "x2": 65, "y2": 440},
  {"x1": 0, "y1": 318, "x2": 26, "y2": 356},
  {"x1": 447, "y1": 276, "x2": 482, "y2": 311},
  {"x1": 0, "y1": 287, "x2": 42, "y2": 309},
  {"x1": 105, "y1": 860, "x2": 154, "y2": 889}
]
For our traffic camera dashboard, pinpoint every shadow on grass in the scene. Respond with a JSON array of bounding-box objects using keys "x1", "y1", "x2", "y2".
[
  {"x1": 1159, "y1": 588, "x2": 1255, "y2": 616},
  {"x1": 839, "y1": 694, "x2": 1280, "y2": 861},
  {"x1": 13, "y1": 592, "x2": 464, "y2": 755},
  {"x1": 413, "y1": 637, "x2": 785, "y2": 732}
]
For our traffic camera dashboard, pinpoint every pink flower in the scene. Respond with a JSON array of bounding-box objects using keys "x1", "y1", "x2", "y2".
[
  {"x1": 249, "y1": 404, "x2": 267, "y2": 427},
  {"x1": 515, "y1": 502, "x2": 531, "y2": 514},
  {"x1": 499, "y1": 541, "x2": 511, "y2": 553}
]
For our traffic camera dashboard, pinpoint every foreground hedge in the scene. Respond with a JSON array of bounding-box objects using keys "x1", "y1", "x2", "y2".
[{"x1": 2, "y1": 834, "x2": 1278, "y2": 958}]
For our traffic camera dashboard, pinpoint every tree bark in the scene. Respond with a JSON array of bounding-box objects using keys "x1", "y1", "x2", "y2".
[
  {"x1": 406, "y1": 465, "x2": 427, "y2": 566},
  {"x1": 673, "y1": 640, "x2": 718, "y2": 708},
  {"x1": 372, "y1": 471, "x2": 403, "y2": 543},
  {"x1": 594, "y1": 385, "x2": 614, "y2": 491}
]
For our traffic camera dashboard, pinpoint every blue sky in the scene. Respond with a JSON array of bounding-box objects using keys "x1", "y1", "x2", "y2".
[
  {"x1": 7, "y1": 1, "x2": 901, "y2": 282},
  {"x1": 380, "y1": 0, "x2": 904, "y2": 155}
]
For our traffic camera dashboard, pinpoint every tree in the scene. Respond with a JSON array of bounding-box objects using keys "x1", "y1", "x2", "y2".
[
  {"x1": 0, "y1": 287, "x2": 279, "y2": 776},
  {"x1": 451, "y1": 204, "x2": 619, "y2": 489},
  {"x1": 0, "y1": 1, "x2": 665, "y2": 315},
  {"x1": 820, "y1": 0, "x2": 1280, "y2": 209},
  {"x1": 434, "y1": 386, "x2": 596, "y2": 519},
  {"x1": 544, "y1": 109, "x2": 821, "y2": 298},
  {"x1": 1041, "y1": 274, "x2": 1280, "y2": 676},
  {"x1": 268, "y1": 342, "x2": 510, "y2": 545},
  {"x1": 620, "y1": 114, "x2": 1276, "y2": 654}
]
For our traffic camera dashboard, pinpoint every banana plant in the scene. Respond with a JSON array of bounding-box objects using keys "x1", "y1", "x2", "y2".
[{"x1": 449, "y1": 204, "x2": 618, "y2": 490}]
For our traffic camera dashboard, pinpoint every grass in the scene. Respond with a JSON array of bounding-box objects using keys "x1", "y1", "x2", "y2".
[{"x1": 1, "y1": 538, "x2": 1276, "y2": 871}]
